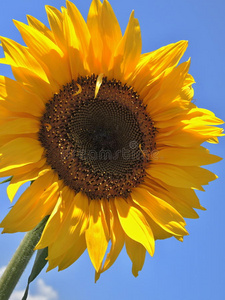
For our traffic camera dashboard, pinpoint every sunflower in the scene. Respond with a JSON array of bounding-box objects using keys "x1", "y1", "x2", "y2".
[{"x1": 0, "y1": 0, "x2": 223, "y2": 279}]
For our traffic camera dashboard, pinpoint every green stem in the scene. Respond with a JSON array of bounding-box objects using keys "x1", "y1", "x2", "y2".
[{"x1": 0, "y1": 216, "x2": 48, "y2": 300}]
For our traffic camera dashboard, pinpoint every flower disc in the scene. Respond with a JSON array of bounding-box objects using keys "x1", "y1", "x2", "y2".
[{"x1": 39, "y1": 75, "x2": 156, "y2": 199}]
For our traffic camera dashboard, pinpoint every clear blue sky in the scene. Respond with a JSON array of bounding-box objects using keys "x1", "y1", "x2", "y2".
[{"x1": 0, "y1": 0, "x2": 225, "y2": 299}]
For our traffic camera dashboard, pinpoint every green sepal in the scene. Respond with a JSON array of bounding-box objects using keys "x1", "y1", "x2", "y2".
[
  {"x1": 0, "y1": 176, "x2": 12, "y2": 184},
  {"x1": 21, "y1": 247, "x2": 48, "y2": 300}
]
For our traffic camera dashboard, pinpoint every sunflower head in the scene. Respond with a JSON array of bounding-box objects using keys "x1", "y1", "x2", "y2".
[{"x1": 0, "y1": 0, "x2": 223, "y2": 278}]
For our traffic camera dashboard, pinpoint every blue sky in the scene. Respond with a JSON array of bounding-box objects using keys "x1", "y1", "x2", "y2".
[{"x1": 0, "y1": 0, "x2": 225, "y2": 299}]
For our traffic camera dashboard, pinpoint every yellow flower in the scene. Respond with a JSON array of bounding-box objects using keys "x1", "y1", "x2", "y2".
[{"x1": 0, "y1": 0, "x2": 223, "y2": 279}]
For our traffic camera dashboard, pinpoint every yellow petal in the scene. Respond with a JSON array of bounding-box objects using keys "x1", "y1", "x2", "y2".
[
  {"x1": 0, "y1": 138, "x2": 44, "y2": 173},
  {"x1": 111, "y1": 11, "x2": 141, "y2": 81},
  {"x1": 36, "y1": 192, "x2": 63, "y2": 249},
  {"x1": 11, "y1": 67, "x2": 55, "y2": 102},
  {"x1": 85, "y1": 200, "x2": 109, "y2": 272},
  {"x1": 147, "y1": 163, "x2": 205, "y2": 190},
  {"x1": 0, "y1": 118, "x2": 40, "y2": 136},
  {"x1": 66, "y1": 0, "x2": 91, "y2": 56},
  {"x1": 0, "y1": 37, "x2": 49, "y2": 83},
  {"x1": 188, "y1": 126, "x2": 224, "y2": 140},
  {"x1": 146, "y1": 60, "x2": 190, "y2": 113},
  {"x1": 144, "y1": 214, "x2": 173, "y2": 240},
  {"x1": 180, "y1": 74, "x2": 195, "y2": 100},
  {"x1": 57, "y1": 234, "x2": 87, "y2": 271},
  {"x1": 63, "y1": 7, "x2": 88, "y2": 78},
  {"x1": 101, "y1": 0, "x2": 122, "y2": 58},
  {"x1": 147, "y1": 163, "x2": 217, "y2": 190},
  {"x1": 141, "y1": 40, "x2": 188, "y2": 77},
  {"x1": 130, "y1": 40, "x2": 188, "y2": 94},
  {"x1": 87, "y1": 0, "x2": 122, "y2": 72},
  {"x1": 165, "y1": 185, "x2": 205, "y2": 210},
  {"x1": 0, "y1": 170, "x2": 57, "y2": 232},
  {"x1": 45, "y1": 6, "x2": 66, "y2": 51},
  {"x1": 0, "y1": 158, "x2": 46, "y2": 178},
  {"x1": 132, "y1": 188, "x2": 188, "y2": 236},
  {"x1": 47, "y1": 233, "x2": 86, "y2": 271},
  {"x1": 182, "y1": 166, "x2": 218, "y2": 186},
  {"x1": 125, "y1": 235, "x2": 146, "y2": 277},
  {"x1": 156, "y1": 127, "x2": 210, "y2": 147},
  {"x1": 0, "y1": 102, "x2": 19, "y2": 120},
  {"x1": 14, "y1": 20, "x2": 71, "y2": 87},
  {"x1": 27, "y1": 15, "x2": 54, "y2": 40},
  {"x1": 98, "y1": 201, "x2": 124, "y2": 277},
  {"x1": 13, "y1": 19, "x2": 64, "y2": 57},
  {"x1": 0, "y1": 76, "x2": 45, "y2": 117},
  {"x1": 143, "y1": 180, "x2": 199, "y2": 219},
  {"x1": 152, "y1": 107, "x2": 186, "y2": 122},
  {"x1": 186, "y1": 108, "x2": 224, "y2": 125},
  {"x1": 115, "y1": 198, "x2": 154, "y2": 256},
  {"x1": 94, "y1": 73, "x2": 104, "y2": 98},
  {"x1": 87, "y1": 0, "x2": 103, "y2": 60},
  {"x1": 7, "y1": 167, "x2": 48, "y2": 202},
  {"x1": 155, "y1": 146, "x2": 222, "y2": 166},
  {"x1": 49, "y1": 191, "x2": 89, "y2": 259}
]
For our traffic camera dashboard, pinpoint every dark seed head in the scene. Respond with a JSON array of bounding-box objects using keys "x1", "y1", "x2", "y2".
[{"x1": 39, "y1": 75, "x2": 156, "y2": 200}]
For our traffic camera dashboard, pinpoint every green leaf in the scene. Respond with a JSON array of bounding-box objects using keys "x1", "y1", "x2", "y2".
[
  {"x1": 0, "y1": 176, "x2": 12, "y2": 184},
  {"x1": 21, "y1": 247, "x2": 48, "y2": 300}
]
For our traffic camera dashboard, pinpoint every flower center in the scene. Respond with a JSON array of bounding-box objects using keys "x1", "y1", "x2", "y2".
[{"x1": 39, "y1": 75, "x2": 156, "y2": 200}]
